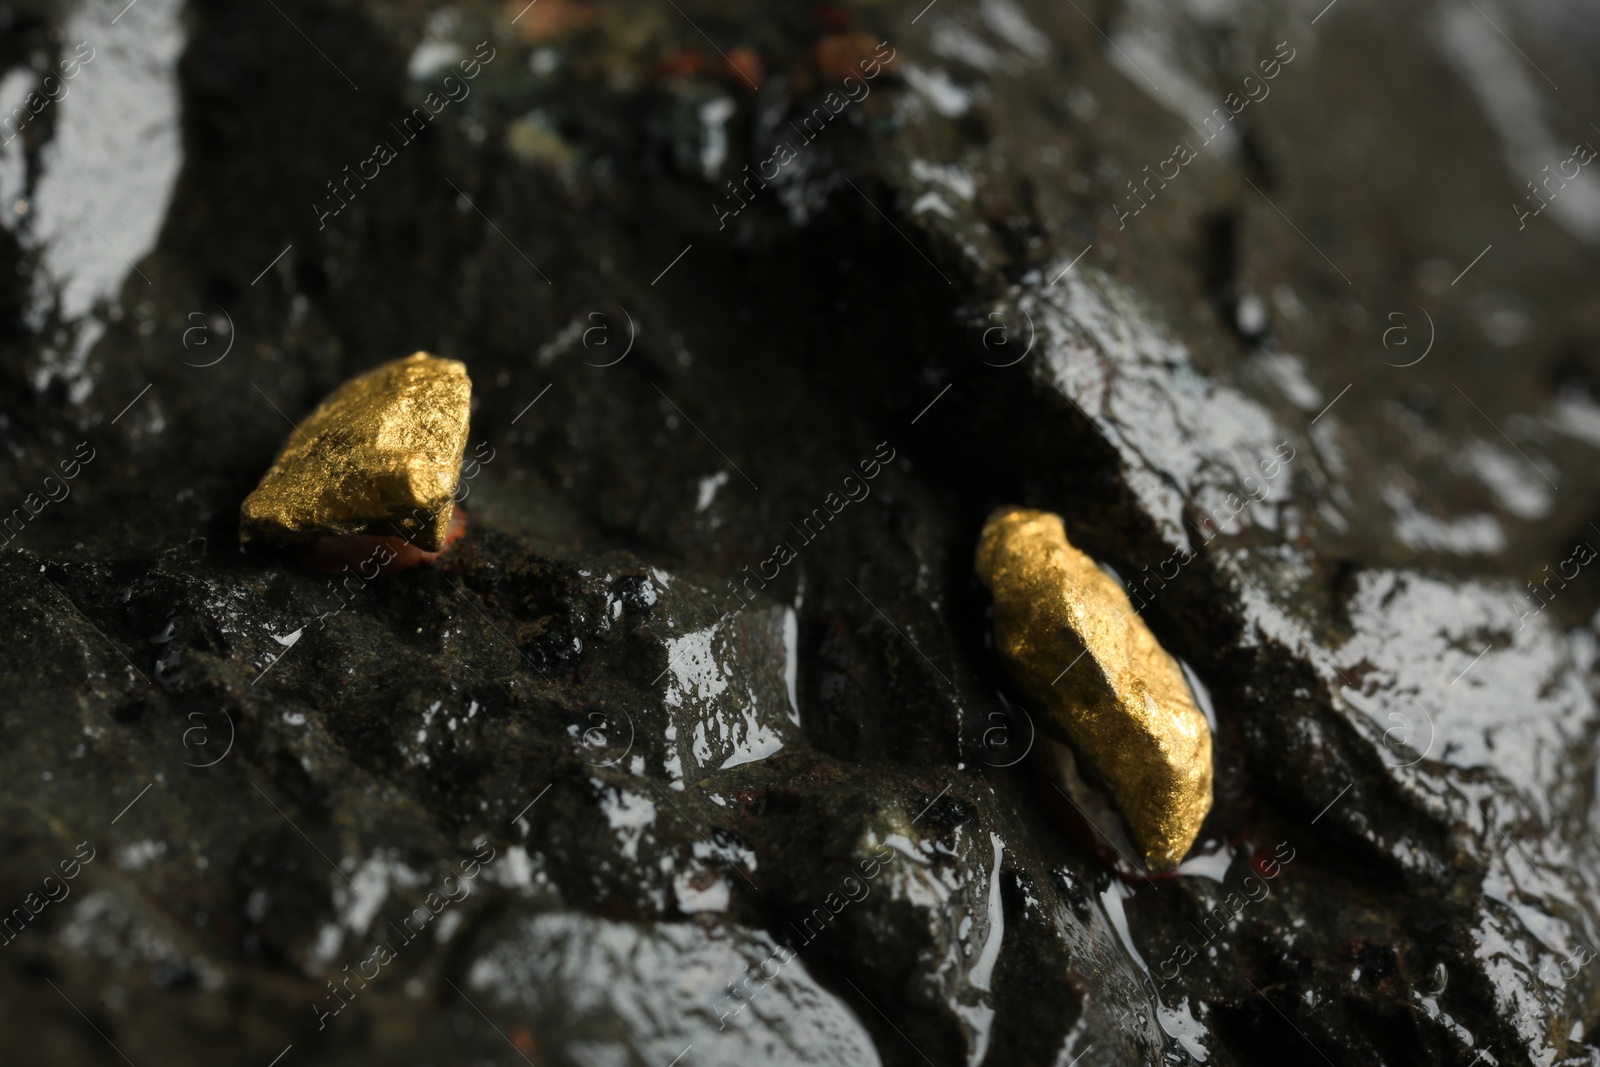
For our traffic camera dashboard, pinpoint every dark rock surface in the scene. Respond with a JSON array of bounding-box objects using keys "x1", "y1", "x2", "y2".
[{"x1": 2, "y1": 0, "x2": 1600, "y2": 1063}]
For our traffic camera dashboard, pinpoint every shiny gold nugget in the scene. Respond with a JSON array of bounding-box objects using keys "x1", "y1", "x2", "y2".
[
  {"x1": 976, "y1": 507, "x2": 1212, "y2": 871},
  {"x1": 240, "y1": 353, "x2": 471, "y2": 552}
]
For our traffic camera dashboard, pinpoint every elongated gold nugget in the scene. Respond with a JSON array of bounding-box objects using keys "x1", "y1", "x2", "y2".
[
  {"x1": 240, "y1": 353, "x2": 471, "y2": 552},
  {"x1": 976, "y1": 507, "x2": 1212, "y2": 871}
]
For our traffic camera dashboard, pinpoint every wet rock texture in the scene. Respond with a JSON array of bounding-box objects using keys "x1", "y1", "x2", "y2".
[{"x1": 2, "y1": 0, "x2": 1600, "y2": 1063}]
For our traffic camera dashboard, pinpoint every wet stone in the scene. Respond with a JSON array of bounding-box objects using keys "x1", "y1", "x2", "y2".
[{"x1": 3, "y1": 0, "x2": 1600, "y2": 1064}]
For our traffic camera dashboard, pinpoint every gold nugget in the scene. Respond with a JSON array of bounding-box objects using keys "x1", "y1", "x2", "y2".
[
  {"x1": 240, "y1": 353, "x2": 471, "y2": 552},
  {"x1": 976, "y1": 507, "x2": 1212, "y2": 871}
]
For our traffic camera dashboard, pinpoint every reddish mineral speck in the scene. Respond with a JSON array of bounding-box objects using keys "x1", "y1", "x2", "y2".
[{"x1": 298, "y1": 506, "x2": 468, "y2": 575}]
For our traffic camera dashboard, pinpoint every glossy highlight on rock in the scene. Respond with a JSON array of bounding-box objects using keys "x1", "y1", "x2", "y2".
[
  {"x1": 239, "y1": 353, "x2": 471, "y2": 553},
  {"x1": 975, "y1": 506, "x2": 1212, "y2": 871}
]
